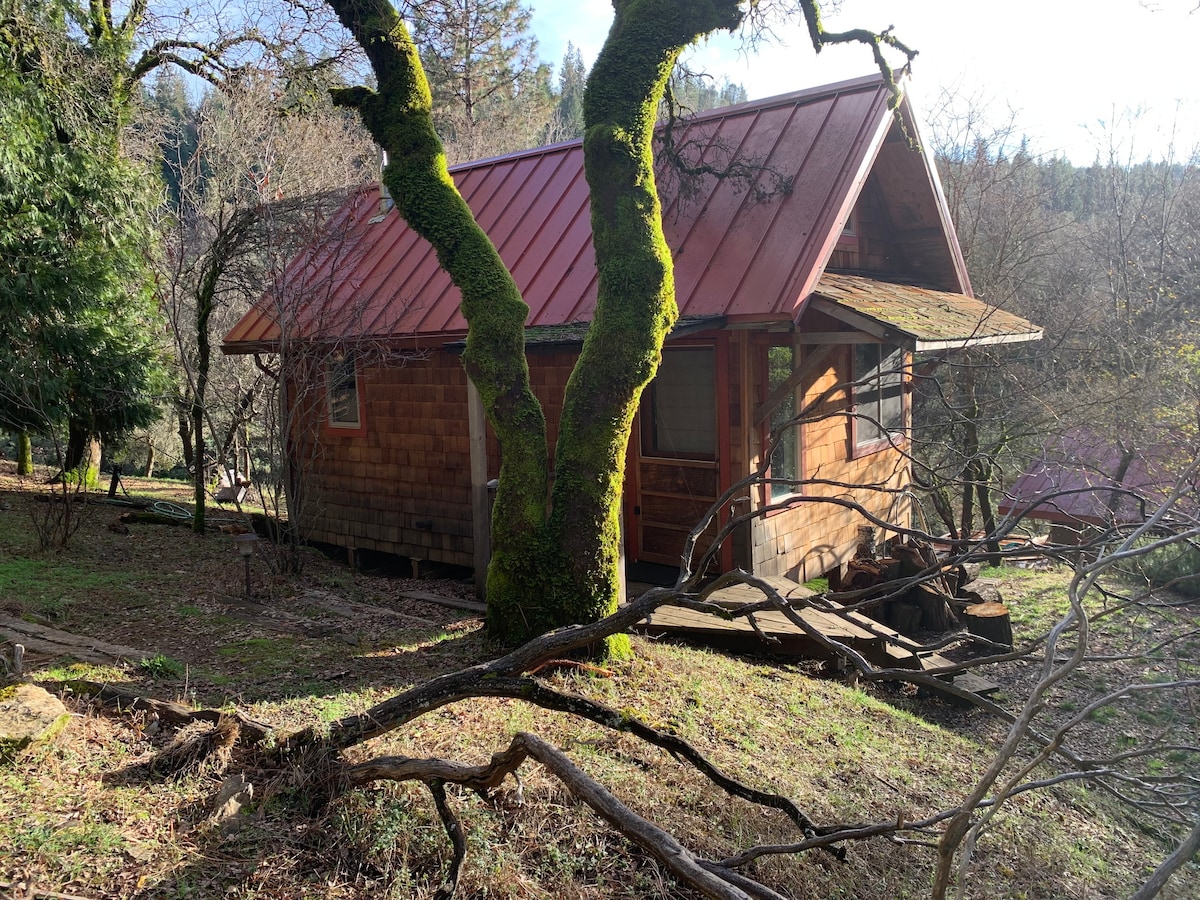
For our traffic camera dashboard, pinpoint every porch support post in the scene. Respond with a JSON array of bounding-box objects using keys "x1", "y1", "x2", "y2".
[{"x1": 467, "y1": 379, "x2": 490, "y2": 599}]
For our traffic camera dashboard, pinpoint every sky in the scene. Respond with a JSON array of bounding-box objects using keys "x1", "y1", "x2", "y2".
[{"x1": 528, "y1": 0, "x2": 1200, "y2": 165}]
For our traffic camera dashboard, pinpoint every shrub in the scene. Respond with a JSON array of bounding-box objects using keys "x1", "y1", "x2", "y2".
[{"x1": 1122, "y1": 538, "x2": 1200, "y2": 597}]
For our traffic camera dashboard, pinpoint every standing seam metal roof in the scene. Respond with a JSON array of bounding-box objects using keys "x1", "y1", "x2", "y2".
[{"x1": 223, "y1": 74, "x2": 959, "y2": 351}]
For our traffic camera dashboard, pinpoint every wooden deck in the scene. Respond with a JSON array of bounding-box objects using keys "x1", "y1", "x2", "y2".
[{"x1": 633, "y1": 574, "x2": 998, "y2": 699}]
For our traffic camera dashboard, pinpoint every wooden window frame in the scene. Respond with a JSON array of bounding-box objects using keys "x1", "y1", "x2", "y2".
[
  {"x1": 762, "y1": 339, "x2": 805, "y2": 508},
  {"x1": 324, "y1": 350, "x2": 367, "y2": 438},
  {"x1": 639, "y1": 345, "x2": 718, "y2": 462},
  {"x1": 851, "y1": 341, "x2": 908, "y2": 458},
  {"x1": 835, "y1": 208, "x2": 859, "y2": 251}
]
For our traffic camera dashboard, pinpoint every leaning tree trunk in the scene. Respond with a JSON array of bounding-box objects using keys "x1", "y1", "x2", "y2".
[
  {"x1": 548, "y1": 0, "x2": 744, "y2": 656},
  {"x1": 325, "y1": 0, "x2": 744, "y2": 657},
  {"x1": 325, "y1": 0, "x2": 550, "y2": 643}
]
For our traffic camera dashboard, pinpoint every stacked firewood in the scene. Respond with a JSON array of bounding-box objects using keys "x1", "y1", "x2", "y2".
[{"x1": 845, "y1": 530, "x2": 1013, "y2": 647}]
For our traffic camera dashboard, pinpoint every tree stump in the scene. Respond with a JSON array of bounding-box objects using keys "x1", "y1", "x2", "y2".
[
  {"x1": 886, "y1": 602, "x2": 922, "y2": 634},
  {"x1": 964, "y1": 602, "x2": 1013, "y2": 648},
  {"x1": 959, "y1": 579, "x2": 1004, "y2": 607},
  {"x1": 909, "y1": 583, "x2": 958, "y2": 632}
]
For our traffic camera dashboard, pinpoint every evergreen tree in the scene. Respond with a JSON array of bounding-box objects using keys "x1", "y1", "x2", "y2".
[
  {"x1": 550, "y1": 41, "x2": 586, "y2": 141},
  {"x1": 407, "y1": 0, "x2": 553, "y2": 160},
  {"x1": 0, "y1": 0, "x2": 169, "y2": 481},
  {"x1": 147, "y1": 68, "x2": 200, "y2": 210},
  {"x1": 668, "y1": 71, "x2": 748, "y2": 114}
]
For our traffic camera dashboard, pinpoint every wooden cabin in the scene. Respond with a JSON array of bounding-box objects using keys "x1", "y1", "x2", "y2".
[{"x1": 223, "y1": 74, "x2": 1041, "y2": 593}]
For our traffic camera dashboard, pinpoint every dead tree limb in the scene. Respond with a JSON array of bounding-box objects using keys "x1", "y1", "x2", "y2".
[{"x1": 351, "y1": 731, "x2": 789, "y2": 900}]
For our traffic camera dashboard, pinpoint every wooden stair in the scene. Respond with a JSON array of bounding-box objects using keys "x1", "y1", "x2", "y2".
[{"x1": 632, "y1": 574, "x2": 999, "y2": 700}]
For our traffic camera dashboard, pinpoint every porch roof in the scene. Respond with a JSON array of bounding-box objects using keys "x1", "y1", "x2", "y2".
[{"x1": 808, "y1": 273, "x2": 1042, "y2": 351}]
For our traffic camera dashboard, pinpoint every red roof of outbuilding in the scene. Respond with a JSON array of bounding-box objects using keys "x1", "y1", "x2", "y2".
[
  {"x1": 223, "y1": 74, "x2": 970, "y2": 352},
  {"x1": 998, "y1": 430, "x2": 1196, "y2": 527}
]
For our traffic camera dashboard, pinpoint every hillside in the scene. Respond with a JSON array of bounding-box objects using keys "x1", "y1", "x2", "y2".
[{"x1": 0, "y1": 463, "x2": 1193, "y2": 899}]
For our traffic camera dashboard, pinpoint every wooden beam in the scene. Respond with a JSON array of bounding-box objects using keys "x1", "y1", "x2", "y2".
[
  {"x1": 753, "y1": 344, "x2": 833, "y2": 427},
  {"x1": 793, "y1": 332, "x2": 882, "y2": 345},
  {"x1": 467, "y1": 380, "x2": 490, "y2": 600}
]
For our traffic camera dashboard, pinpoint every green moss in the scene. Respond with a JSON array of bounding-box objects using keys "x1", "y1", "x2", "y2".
[{"x1": 333, "y1": 0, "x2": 744, "y2": 659}]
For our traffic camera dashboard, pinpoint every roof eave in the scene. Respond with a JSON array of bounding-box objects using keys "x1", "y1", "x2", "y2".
[
  {"x1": 914, "y1": 329, "x2": 1045, "y2": 352},
  {"x1": 222, "y1": 340, "x2": 276, "y2": 356}
]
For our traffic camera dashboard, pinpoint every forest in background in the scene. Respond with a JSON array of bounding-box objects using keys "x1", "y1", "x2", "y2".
[{"x1": 2, "y1": 0, "x2": 1196, "y2": 558}]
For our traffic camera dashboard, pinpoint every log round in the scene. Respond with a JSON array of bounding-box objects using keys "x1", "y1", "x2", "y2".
[{"x1": 964, "y1": 602, "x2": 1013, "y2": 648}]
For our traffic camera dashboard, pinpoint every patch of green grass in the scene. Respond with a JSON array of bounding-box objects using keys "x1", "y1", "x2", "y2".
[
  {"x1": 216, "y1": 635, "x2": 318, "y2": 680},
  {"x1": 37, "y1": 661, "x2": 129, "y2": 683},
  {"x1": 176, "y1": 604, "x2": 203, "y2": 616},
  {"x1": 0, "y1": 557, "x2": 144, "y2": 620},
  {"x1": 11, "y1": 820, "x2": 126, "y2": 880},
  {"x1": 139, "y1": 653, "x2": 185, "y2": 679}
]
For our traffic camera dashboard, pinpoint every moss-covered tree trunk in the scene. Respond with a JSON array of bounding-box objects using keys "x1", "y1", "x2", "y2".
[
  {"x1": 324, "y1": 0, "x2": 550, "y2": 642},
  {"x1": 16, "y1": 431, "x2": 33, "y2": 476},
  {"x1": 64, "y1": 421, "x2": 101, "y2": 487},
  {"x1": 547, "y1": 0, "x2": 742, "y2": 655},
  {"x1": 324, "y1": 0, "x2": 743, "y2": 656}
]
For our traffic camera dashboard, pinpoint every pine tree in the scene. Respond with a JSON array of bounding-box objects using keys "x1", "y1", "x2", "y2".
[
  {"x1": 551, "y1": 42, "x2": 586, "y2": 141},
  {"x1": 0, "y1": 0, "x2": 168, "y2": 483},
  {"x1": 408, "y1": 0, "x2": 553, "y2": 161}
]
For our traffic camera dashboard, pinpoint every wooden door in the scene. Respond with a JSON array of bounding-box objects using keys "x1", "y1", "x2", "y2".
[{"x1": 633, "y1": 346, "x2": 721, "y2": 568}]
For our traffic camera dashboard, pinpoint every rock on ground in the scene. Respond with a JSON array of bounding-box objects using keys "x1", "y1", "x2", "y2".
[{"x1": 0, "y1": 683, "x2": 70, "y2": 757}]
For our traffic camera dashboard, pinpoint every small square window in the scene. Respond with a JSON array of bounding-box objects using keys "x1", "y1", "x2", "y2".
[{"x1": 327, "y1": 351, "x2": 362, "y2": 429}]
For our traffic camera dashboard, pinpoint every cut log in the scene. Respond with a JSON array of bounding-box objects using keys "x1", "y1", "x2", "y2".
[
  {"x1": 959, "y1": 579, "x2": 1004, "y2": 607},
  {"x1": 909, "y1": 583, "x2": 958, "y2": 632},
  {"x1": 886, "y1": 602, "x2": 922, "y2": 635},
  {"x1": 958, "y1": 561, "x2": 984, "y2": 588},
  {"x1": 964, "y1": 602, "x2": 1013, "y2": 648},
  {"x1": 844, "y1": 558, "x2": 895, "y2": 590},
  {"x1": 941, "y1": 561, "x2": 983, "y2": 595}
]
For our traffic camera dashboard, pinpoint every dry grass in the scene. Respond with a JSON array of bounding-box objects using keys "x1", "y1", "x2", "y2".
[{"x1": 0, "y1": 462, "x2": 1194, "y2": 899}]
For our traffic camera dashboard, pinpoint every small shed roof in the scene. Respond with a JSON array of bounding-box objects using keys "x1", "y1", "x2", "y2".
[
  {"x1": 998, "y1": 431, "x2": 1193, "y2": 527},
  {"x1": 811, "y1": 273, "x2": 1043, "y2": 350},
  {"x1": 224, "y1": 74, "x2": 976, "y2": 354}
]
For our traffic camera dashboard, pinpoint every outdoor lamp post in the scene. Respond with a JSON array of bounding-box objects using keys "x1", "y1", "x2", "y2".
[{"x1": 233, "y1": 533, "x2": 258, "y2": 599}]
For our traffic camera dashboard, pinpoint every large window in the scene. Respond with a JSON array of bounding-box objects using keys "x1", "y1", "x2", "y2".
[
  {"x1": 326, "y1": 351, "x2": 362, "y2": 430},
  {"x1": 641, "y1": 347, "x2": 716, "y2": 459},
  {"x1": 853, "y1": 341, "x2": 905, "y2": 450},
  {"x1": 767, "y1": 344, "x2": 799, "y2": 500}
]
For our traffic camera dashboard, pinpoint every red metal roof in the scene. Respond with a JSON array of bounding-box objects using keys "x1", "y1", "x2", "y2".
[
  {"x1": 223, "y1": 74, "x2": 968, "y2": 352},
  {"x1": 998, "y1": 431, "x2": 1195, "y2": 527}
]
